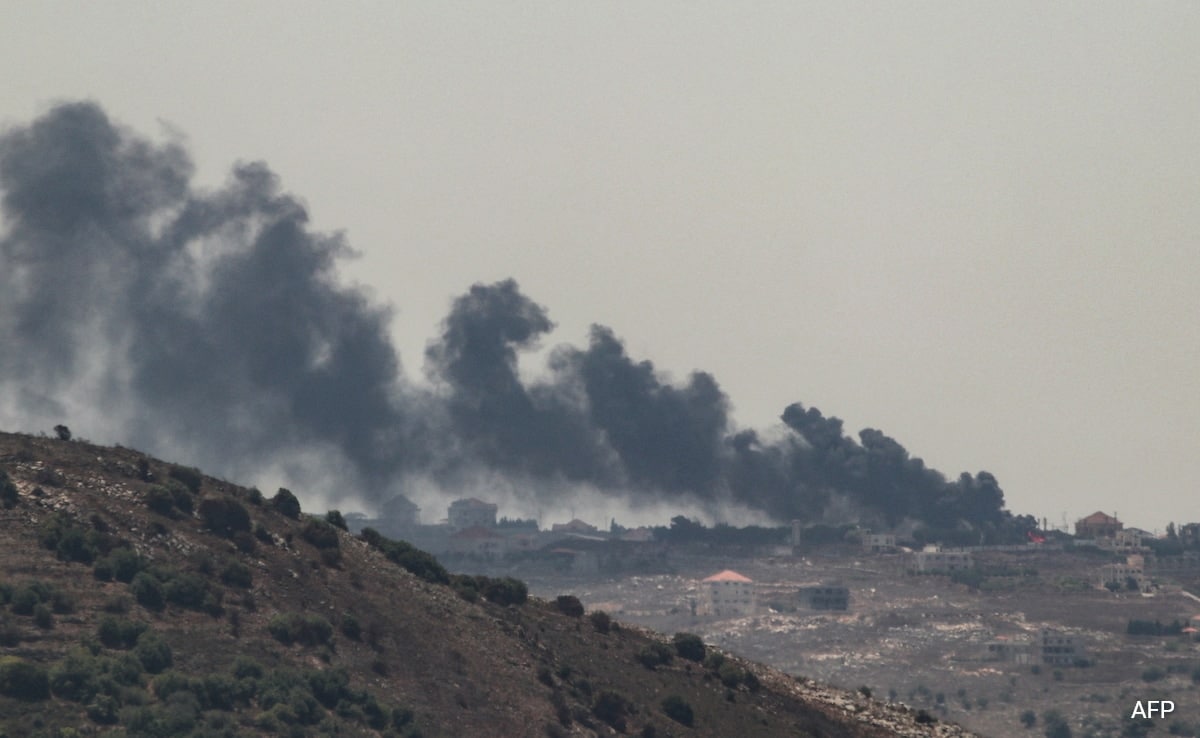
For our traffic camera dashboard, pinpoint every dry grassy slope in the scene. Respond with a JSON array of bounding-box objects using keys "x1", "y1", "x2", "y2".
[{"x1": 0, "y1": 432, "x2": 979, "y2": 738}]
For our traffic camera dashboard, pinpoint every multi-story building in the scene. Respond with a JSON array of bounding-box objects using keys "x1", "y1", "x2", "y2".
[
  {"x1": 798, "y1": 585, "x2": 849, "y2": 611},
  {"x1": 447, "y1": 498, "x2": 498, "y2": 531},
  {"x1": 910, "y1": 546, "x2": 974, "y2": 573},
  {"x1": 1039, "y1": 629, "x2": 1085, "y2": 666},
  {"x1": 701, "y1": 570, "x2": 756, "y2": 617},
  {"x1": 862, "y1": 533, "x2": 897, "y2": 553}
]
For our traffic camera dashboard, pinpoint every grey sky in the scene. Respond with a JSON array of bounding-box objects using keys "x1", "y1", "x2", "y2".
[{"x1": 2, "y1": 2, "x2": 1197, "y2": 531}]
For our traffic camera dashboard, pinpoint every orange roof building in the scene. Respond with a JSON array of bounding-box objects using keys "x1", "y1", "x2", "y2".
[
  {"x1": 700, "y1": 570, "x2": 755, "y2": 617},
  {"x1": 1075, "y1": 511, "x2": 1123, "y2": 539},
  {"x1": 702, "y1": 570, "x2": 753, "y2": 583}
]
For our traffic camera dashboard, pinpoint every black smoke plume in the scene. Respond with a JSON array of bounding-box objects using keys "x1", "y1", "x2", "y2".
[{"x1": 0, "y1": 103, "x2": 1026, "y2": 535}]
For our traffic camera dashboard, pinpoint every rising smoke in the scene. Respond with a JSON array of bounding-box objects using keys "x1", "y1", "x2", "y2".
[{"x1": 0, "y1": 102, "x2": 1017, "y2": 530}]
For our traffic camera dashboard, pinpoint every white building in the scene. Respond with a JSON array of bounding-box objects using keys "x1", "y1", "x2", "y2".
[
  {"x1": 701, "y1": 570, "x2": 756, "y2": 617},
  {"x1": 863, "y1": 533, "x2": 897, "y2": 552},
  {"x1": 910, "y1": 545, "x2": 974, "y2": 573},
  {"x1": 448, "y1": 498, "x2": 498, "y2": 531}
]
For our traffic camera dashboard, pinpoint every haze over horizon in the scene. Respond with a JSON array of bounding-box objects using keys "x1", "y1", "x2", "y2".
[{"x1": 1, "y1": 4, "x2": 1196, "y2": 532}]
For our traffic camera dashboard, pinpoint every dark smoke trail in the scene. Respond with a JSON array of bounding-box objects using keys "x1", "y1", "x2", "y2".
[{"x1": 0, "y1": 102, "x2": 1025, "y2": 536}]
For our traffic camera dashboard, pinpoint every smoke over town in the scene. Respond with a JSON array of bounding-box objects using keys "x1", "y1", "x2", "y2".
[{"x1": 0, "y1": 102, "x2": 1020, "y2": 532}]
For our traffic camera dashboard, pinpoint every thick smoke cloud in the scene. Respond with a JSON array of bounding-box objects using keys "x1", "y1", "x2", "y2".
[
  {"x1": 0, "y1": 103, "x2": 1023, "y2": 533},
  {"x1": 0, "y1": 103, "x2": 408, "y2": 487}
]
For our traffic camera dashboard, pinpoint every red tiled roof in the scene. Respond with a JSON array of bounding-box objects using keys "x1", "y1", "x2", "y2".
[{"x1": 702, "y1": 570, "x2": 752, "y2": 583}]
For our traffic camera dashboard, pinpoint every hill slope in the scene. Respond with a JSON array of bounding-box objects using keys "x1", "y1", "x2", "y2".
[{"x1": 0, "y1": 431, "x2": 975, "y2": 737}]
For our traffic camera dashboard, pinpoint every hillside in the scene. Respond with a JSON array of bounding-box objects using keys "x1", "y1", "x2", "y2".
[{"x1": 0, "y1": 431, "x2": 975, "y2": 737}]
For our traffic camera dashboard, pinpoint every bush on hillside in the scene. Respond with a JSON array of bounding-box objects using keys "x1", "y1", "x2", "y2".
[
  {"x1": 673, "y1": 632, "x2": 705, "y2": 662},
  {"x1": 555, "y1": 595, "x2": 584, "y2": 618},
  {"x1": 168, "y1": 465, "x2": 203, "y2": 494},
  {"x1": 661, "y1": 695, "x2": 694, "y2": 727},
  {"x1": 268, "y1": 613, "x2": 334, "y2": 647},
  {"x1": 272, "y1": 488, "x2": 302, "y2": 519},
  {"x1": 198, "y1": 496, "x2": 251, "y2": 537},
  {"x1": 0, "y1": 470, "x2": 18, "y2": 508},
  {"x1": 359, "y1": 528, "x2": 449, "y2": 585},
  {"x1": 592, "y1": 690, "x2": 631, "y2": 732},
  {"x1": 301, "y1": 519, "x2": 340, "y2": 549},
  {"x1": 0, "y1": 657, "x2": 50, "y2": 700},
  {"x1": 325, "y1": 510, "x2": 348, "y2": 531}
]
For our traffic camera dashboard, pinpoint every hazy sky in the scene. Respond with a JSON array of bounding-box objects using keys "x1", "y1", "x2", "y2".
[{"x1": 2, "y1": 2, "x2": 1197, "y2": 531}]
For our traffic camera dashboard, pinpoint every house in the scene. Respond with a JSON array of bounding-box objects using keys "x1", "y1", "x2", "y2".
[
  {"x1": 380, "y1": 494, "x2": 420, "y2": 528},
  {"x1": 798, "y1": 585, "x2": 849, "y2": 611},
  {"x1": 1075, "y1": 511, "x2": 1123, "y2": 539},
  {"x1": 987, "y1": 630, "x2": 1086, "y2": 666},
  {"x1": 1099, "y1": 560, "x2": 1144, "y2": 590},
  {"x1": 1101, "y1": 528, "x2": 1149, "y2": 552},
  {"x1": 1179, "y1": 523, "x2": 1200, "y2": 547},
  {"x1": 985, "y1": 639, "x2": 1036, "y2": 665},
  {"x1": 701, "y1": 570, "x2": 756, "y2": 617},
  {"x1": 447, "y1": 526, "x2": 507, "y2": 558},
  {"x1": 448, "y1": 498, "x2": 498, "y2": 531},
  {"x1": 550, "y1": 518, "x2": 599, "y2": 535},
  {"x1": 1039, "y1": 629, "x2": 1085, "y2": 666},
  {"x1": 910, "y1": 546, "x2": 974, "y2": 573},
  {"x1": 863, "y1": 533, "x2": 897, "y2": 553}
]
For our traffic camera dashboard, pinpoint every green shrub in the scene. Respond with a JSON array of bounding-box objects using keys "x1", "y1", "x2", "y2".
[
  {"x1": 40, "y1": 513, "x2": 106, "y2": 564},
  {"x1": 233, "y1": 657, "x2": 264, "y2": 680},
  {"x1": 555, "y1": 595, "x2": 584, "y2": 617},
  {"x1": 32, "y1": 602, "x2": 53, "y2": 629},
  {"x1": 590, "y1": 611, "x2": 612, "y2": 634},
  {"x1": 50, "y1": 648, "x2": 100, "y2": 702},
  {"x1": 10, "y1": 584, "x2": 40, "y2": 614},
  {"x1": 325, "y1": 510, "x2": 348, "y2": 531},
  {"x1": 130, "y1": 572, "x2": 165, "y2": 611},
  {"x1": 220, "y1": 560, "x2": 253, "y2": 588},
  {"x1": 198, "y1": 496, "x2": 252, "y2": 537},
  {"x1": 637, "y1": 641, "x2": 674, "y2": 670},
  {"x1": 592, "y1": 690, "x2": 631, "y2": 732},
  {"x1": 0, "y1": 656, "x2": 50, "y2": 700},
  {"x1": 302, "y1": 519, "x2": 341, "y2": 549},
  {"x1": 133, "y1": 631, "x2": 173, "y2": 673},
  {"x1": 307, "y1": 668, "x2": 350, "y2": 708},
  {"x1": 719, "y1": 663, "x2": 746, "y2": 688},
  {"x1": 0, "y1": 616, "x2": 20, "y2": 646},
  {"x1": 167, "y1": 465, "x2": 203, "y2": 494},
  {"x1": 483, "y1": 577, "x2": 528, "y2": 606},
  {"x1": 661, "y1": 695, "x2": 694, "y2": 727},
  {"x1": 272, "y1": 488, "x2": 302, "y2": 519},
  {"x1": 359, "y1": 528, "x2": 449, "y2": 584},
  {"x1": 87, "y1": 694, "x2": 120, "y2": 724},
  {"x1": 340, "y1": 613, "x2": 361, "y2": 641},
  {"x1": 146, "y1": 485, "x2": 176, "y2": 516},
  {"x1": 97, "y1": 615, "x2": 147, "y2": 649},
  {"x1": 1142, "y1": 666, "x2": 1166, "y2": 682},
  {"x1": 673, "y1": 632, "x2": 705, "y2": 662},
  {"x1": 0, "y1": 470, "x2": 19, "y2": 508},
  {"x1": 107, "y1": 547, "x2": 146, "y2": 583},
  {"x1": 163, "y1": 572, "x2": 212, "y2": 609},
  {"x1": 268, "y1": 612, "x2": 334, "y2": 647},
  {"x1": 703, "y1": 651, "x2": 726, "y2": 671}
]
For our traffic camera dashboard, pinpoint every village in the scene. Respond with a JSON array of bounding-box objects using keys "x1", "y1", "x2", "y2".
[{"x1": 350, "y1": 500, "x2": 1200, "y2": 737}]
